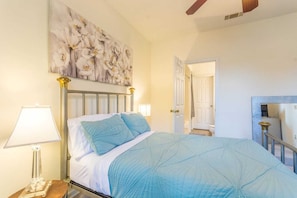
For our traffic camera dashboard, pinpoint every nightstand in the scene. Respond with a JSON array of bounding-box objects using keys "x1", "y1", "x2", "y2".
[{"x1": 9, "y1": 180, "x2": 68, "y2": 198}]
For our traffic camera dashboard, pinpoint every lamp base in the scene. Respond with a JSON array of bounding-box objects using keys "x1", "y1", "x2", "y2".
[{"x1": 18, "y1": 180, "x2": 52, "y2": 198}]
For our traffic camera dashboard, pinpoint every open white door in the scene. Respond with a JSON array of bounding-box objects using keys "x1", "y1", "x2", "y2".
[{"x1": 172, "y1": 56, "x2": 185, "y2": 133}]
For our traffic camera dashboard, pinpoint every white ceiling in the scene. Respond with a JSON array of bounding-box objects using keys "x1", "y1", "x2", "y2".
[{"x1": 106, "y1": 0, "x2": 297, "y2": 42}]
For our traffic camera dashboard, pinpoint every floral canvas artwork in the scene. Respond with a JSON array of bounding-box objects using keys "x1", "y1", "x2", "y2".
[{"x1": 49, "y1": 0, "x2": 133, "y2": 86}]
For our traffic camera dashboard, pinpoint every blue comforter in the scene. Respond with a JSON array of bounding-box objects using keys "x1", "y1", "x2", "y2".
[{"x1": 108, "y1": 132, "x2": 297, "y2": 198}]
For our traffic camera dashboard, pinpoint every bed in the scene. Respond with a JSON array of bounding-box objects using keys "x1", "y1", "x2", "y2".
[{"x1": 57, "y1": 77, "x2": 297, "y2": 198}]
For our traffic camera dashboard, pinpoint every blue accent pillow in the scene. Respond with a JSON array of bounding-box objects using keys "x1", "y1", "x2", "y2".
[
  {"x1": 121, "y1": 113, "x2": 151, "y2": 137},
  {"x1": 81, "y1": 114, "x2": 134, "y2": 155}
]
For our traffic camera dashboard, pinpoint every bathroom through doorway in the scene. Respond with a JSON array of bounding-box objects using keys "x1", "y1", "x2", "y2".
[{"x1": 186, "y1": 61, "x2": 216, "y2": 135}]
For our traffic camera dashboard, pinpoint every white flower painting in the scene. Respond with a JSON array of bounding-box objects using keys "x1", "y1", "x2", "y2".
[{"x1": 49, "y1": 0, "x2": 133, "y2": 86}]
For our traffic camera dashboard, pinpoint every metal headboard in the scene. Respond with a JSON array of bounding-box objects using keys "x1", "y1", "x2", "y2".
[{"x1": 57, "y1": 76, "x2": 135, "y2": 181}]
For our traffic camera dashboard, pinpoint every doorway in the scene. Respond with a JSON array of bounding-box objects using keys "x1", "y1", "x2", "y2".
[{"x1": 186, "y1": 61, "x2": 216, "y2": 133}]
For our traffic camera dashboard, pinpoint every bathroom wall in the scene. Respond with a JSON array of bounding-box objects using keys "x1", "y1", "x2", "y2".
[{"x1": 279, "y1": 104, "x2": 297, "y2": 147}]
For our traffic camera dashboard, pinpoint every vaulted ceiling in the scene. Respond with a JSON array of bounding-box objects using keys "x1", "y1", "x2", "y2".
[{"x1": 106, "y1": 0, "x2": 297, "y2": 42}]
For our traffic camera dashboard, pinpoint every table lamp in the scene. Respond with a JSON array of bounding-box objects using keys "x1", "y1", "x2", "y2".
[{"x1": 4, "y1": 106, "x2": 61, "y2": 198}]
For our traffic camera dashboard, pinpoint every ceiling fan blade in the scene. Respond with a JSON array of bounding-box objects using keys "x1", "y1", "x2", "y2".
[
  {"x1": 242, "y1": 0, "x2": 258, "y2": 13},
  {"x1": 186, "y1": 0, "x2": 207, "y2": 15}
]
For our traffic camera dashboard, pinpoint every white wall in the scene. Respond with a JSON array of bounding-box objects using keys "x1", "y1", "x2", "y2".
[
  {"x1": 279, "y1": 104, "x2": 297, "y2": 147},
  {"x1": 150, "y1": 13, "x2": 297, "y2": 138},
  {"x1": 0, "y1": 0, "x2": 150, "y2": 196},
  {"x1": 150, "y1": 34, "x2": 198, "y2": 132}
]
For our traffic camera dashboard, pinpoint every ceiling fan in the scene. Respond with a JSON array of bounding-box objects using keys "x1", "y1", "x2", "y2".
[{"x1": 186, "y1": 0, "x2": 258, "y2": 19}]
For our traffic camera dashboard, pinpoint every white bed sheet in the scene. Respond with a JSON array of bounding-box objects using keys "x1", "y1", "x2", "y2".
[{"x1": 70, "y1": 131, "x2": 155, "y2": 196}]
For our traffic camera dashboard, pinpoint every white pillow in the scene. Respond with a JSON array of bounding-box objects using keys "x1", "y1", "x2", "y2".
[{"x1": 67, "y1": 114, "x2": 113, "y2": 160}]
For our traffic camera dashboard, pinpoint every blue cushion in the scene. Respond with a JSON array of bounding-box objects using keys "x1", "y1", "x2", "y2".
[
  {"x1": 121, "y1": 113, "x2": 151, "y2": 137},
  {"x1": 81, "y1": 114, "x2": 134, "y2": 155}
]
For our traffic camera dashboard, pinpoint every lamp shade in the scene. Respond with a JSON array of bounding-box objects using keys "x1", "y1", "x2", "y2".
[
  {"x1": 138, "y1": 104, "x2": 151, "y2": 117},
  {"x1": 4, "y1": 106, "x2": 61, "y2": 148}
]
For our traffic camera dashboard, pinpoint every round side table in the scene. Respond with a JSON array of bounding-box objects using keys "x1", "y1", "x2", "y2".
[{"x1": 9, "y1": 180, "x2": 68, "y2": 198}]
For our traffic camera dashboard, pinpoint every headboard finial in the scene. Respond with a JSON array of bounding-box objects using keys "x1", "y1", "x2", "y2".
[
  {"x1": 129, "y1": 87, "x2": 135, "y2": 94},
  {"x1": 57, "y1": 76, "x2": 71, "y2": 88}
]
